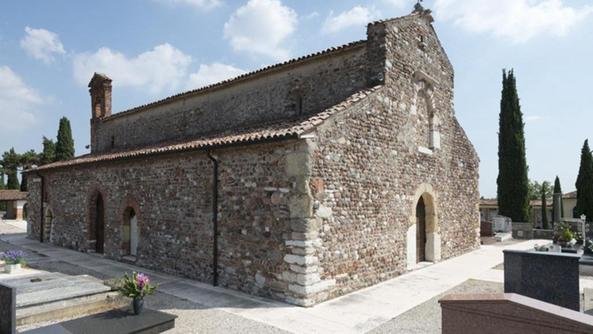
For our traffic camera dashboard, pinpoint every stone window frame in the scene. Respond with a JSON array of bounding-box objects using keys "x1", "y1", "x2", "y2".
[
  {"x1": 413, "y1": 71, "x2": 441, "y2": 155},
  {"x1": 119, "y1": 197, "x2": 142, "y2": 258}
]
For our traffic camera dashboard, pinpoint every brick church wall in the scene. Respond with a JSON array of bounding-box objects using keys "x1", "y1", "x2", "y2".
[
  {"x1": 93, "y1": 46, "x2": 368, "y2": 153},
  {"x1": 308, "y1": 14, "x2": 480, "y2": 300},
  {"x1": 27, "y1": 140, "x2": 318, "y2": 302}
]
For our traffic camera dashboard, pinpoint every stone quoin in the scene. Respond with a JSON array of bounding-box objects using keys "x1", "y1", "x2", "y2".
[{"x1": 25, "y1": 9, "x2": 480, "y2": 306}]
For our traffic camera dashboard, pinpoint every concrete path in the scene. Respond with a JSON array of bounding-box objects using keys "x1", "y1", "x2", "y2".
[{"x1": 0, "y1": 228, "x2": 544, "y2": 333}]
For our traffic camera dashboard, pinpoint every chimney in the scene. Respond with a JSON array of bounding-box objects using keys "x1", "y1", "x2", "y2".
[{"x1": 88, "y1": 73, "x2": 112, "y2": 119}]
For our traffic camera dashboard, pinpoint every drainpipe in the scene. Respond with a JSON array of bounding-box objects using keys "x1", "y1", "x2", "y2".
[
  {"x1": 38, "y1": 172, "x2": 45, "y2": 243},
  {"x1": 207, "y1": 152, "x2": 219, "y2": 286}
]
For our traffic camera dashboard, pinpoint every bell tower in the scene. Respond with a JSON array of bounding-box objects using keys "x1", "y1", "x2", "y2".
[
  {"x1": 89, "y1": 73, "x2": 112, "y2": 153},
  {"x1": 89, "y1": 73, "x2": 112, "y2": 119}
]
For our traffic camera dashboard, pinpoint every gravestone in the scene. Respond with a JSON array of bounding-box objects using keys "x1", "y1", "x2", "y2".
[
  {"x1": 493, "y1": 215, "x2": 512, "y2": 233},
  {"x1": 0, "y1": 283, "x2": 16, "y2": 334},
  {"x1": 504, "y1": 249, "x2": 580, "y2": 311},
  {"x1": 585, "y1": 288, "x2": 593, "y2": 315}
]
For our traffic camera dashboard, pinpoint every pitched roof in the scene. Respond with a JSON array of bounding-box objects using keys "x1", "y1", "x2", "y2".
[
  {"x1": 103, "y1": 41, "x2": 366, "y2": 122},
  {"x1": 564, "y1": 191, "x2": 577, "y2": 199},
  {"x1": 29, "y1": 87, "x2": 381, "y2": 172},
  {"x1": 0, "y1": 190, "x2": 27, "y2": 201}
]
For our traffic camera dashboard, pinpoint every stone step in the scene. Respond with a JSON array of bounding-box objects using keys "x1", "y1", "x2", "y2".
[{"x1": 17, "y1": 291, "x2": 128, "y2": 327}]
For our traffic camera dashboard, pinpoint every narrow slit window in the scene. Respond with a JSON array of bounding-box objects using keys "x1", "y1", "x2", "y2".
[{"x1": 297, "y1": 95, "x2": 304, "y2": 115}]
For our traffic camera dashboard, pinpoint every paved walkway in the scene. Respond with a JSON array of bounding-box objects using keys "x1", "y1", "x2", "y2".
[{"x1": 0, "y1": 224, "x2": 545, "y2": 333}]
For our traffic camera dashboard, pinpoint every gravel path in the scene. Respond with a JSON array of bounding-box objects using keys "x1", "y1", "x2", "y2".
[
  {"x1": 368, "y1": 279, "x2": 503, "y2": 334},
  {"x1": 146, "y1": 292, "x2": 289, "y2": 334}
]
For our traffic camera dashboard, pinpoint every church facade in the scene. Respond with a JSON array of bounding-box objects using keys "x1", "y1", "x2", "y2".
[{"x1": 26, "y1": 9, "x2": 480, "y2": 306}]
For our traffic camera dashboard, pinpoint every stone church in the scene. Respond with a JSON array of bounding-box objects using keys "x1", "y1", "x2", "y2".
[{"x1": 26, "y1": 8, "x2": 479, "y2": 306}]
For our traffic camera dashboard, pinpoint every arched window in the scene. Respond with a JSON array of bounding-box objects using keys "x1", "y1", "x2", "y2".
[
  {"x1": 414, "y1": 77, "x2": 440, "y2": 153},
  {"x1": 122, "y1": 207, "x2": 139, "y2": 257}
]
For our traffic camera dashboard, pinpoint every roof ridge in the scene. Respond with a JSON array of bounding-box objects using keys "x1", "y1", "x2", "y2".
[
  {"x1": 103, "y1": 40, "x2": 367, "y2": 122},
  {"x1": 29, "y1": 86, "x2": 381, "y2": 172}
]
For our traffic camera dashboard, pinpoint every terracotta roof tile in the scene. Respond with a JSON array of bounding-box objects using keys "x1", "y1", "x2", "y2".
[
  {"x1": 29, "y1": 87, "x2": 381, "y2": 172},
  {"x1": 104, "y1": 41, "x2": 367, "y2": 122}
]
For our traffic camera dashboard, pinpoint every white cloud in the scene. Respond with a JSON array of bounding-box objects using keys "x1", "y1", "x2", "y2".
[
  {"x1": 155, "y1": 0, "x2": 221, "y2": 10},
  {"x1": 0, "y1": 66, "x2": 42, "y2": 130},
  {"x1": 525, "y1": 115, "x2": 543, "y2": 123},
  {"x1": 434, "y1": 0, "x2": 593, "y2": 43},
  {"x1": 224, "y1": 0, "x2": 298, "y2": 61},
  {"x1": 20, "y1": 27, "x2": 65, "y2": 63},
  {"x1": 186, "y1": 63, "x2": 246, "y2": 89},
  {"x1": 382, "y1": 0, "x2": 407, "y2": 8},
  {"x1": 73, "y1": 43, "x2": 192, "y2": 93},
  {"x1": 322, "y1": 6, "x2": 380, "y2": 34}
]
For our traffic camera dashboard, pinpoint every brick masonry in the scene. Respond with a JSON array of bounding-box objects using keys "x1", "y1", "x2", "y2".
[{"x1": 26, "y1": 10, "x2": 479, "y2": 306}]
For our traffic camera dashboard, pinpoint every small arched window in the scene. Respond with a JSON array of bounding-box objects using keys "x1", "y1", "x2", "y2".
[{"x1": 122, "y1": 207, "x2": 139, "y2": 257}]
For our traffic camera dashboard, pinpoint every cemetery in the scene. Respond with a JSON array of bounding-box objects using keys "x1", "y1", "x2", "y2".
[{"x1": 2, "y1": 1, "x2": 593, "y2": 333}]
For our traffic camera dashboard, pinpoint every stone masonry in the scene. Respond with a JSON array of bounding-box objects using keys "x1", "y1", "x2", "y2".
[{"x1": 26, "y1": 9, "x2": 479, "y2": 306}]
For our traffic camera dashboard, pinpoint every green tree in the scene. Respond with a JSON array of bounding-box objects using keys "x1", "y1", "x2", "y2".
[
  {"x1": 576, "y1": 140, "x2": 593, "y2": 221},
  {"x1": 0, "y1": 172, "x2": 4, "y2": 189},
  {"x1": 40, "y1": 136, "x2": 56, "y2": 164},
  {"x1": 55, "y1": 117, "x2": 75, "y2": 161},
  {"x1": 552, "y1": 176, "x2": 563, "y2": 221},
  {"x1": 528, "y1": 180, "x2": 543, "y2": 201},
  {"x1": 540, "y1": 181, "x2": 550, "y2": 229},
  {"x1": 2, "y1": 148, "x2": 20, "y2": 190},
  {"x1": 497, "y1": 69, "x2": 530, "y2": 222},
  {"x1": 18, "y1": 149, "x2": 40, "y2": 191}
]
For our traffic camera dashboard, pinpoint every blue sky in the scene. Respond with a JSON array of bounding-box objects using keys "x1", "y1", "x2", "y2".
[{"x1": 1, "y1": 0, "x2": 592, "y2": 197}]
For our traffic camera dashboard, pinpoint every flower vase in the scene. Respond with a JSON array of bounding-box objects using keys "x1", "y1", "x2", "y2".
[
  {"x1": 132, "y1": 297, "x2": 144, "y2": 315},
  {"x1": 5, "y1": 263, "x2": 21, "y2": 274}
]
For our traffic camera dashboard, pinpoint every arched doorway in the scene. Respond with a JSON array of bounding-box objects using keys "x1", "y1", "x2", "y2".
[
  {"x1": 407, "y1": 184, "x2": 441, "y2": 269},
  {"x1": 91, "y1": 193, "x2": 105, "y2": 253},
  {"x1": 122, "y1": 207, "x2": 138, "y2": 257},
  {"x1": 44, "y1": 207, "x2": 54, "y2": 243},
  {"x1": 416, "y1": 197, "x2": 426, "y2": 263}
]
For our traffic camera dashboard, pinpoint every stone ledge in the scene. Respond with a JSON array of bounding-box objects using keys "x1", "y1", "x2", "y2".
[{"x1": 288, "y1": 279, "x2": 336, "y2": 296}]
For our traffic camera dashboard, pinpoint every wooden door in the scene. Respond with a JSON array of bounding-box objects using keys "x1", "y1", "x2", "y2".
[{"x1": 416, "y1": 197, "x2": 426, "y2": 263}]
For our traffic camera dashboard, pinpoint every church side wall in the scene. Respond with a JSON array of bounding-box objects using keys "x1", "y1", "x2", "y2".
[
  {"x1": 25, "y1": 140, "x2": 315, "y2": 303},
  {"x1": 308, "y1": 16, "x2": 480, "y2": 301},
  {"x1": 93, "y1": 47, "x2": 368, "y2": 153}
]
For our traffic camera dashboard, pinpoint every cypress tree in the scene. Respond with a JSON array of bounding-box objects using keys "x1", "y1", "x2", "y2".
[
  {"x1": 55, "y1": 117, "x2": 75, "y2": 161},
  {"x1": 6, "y1": 171, "x2": 19, "y2": 190},
  {"x1": 2, "y1": 148, "x2": 20, "y2": 190},
  {"x1": 576, "y1": 140, "x2": 593, "y2": 221},
  {"x1": 0, "y1": 172, "x2": 4, "y2": 189},
  {"x1": 552, "y1": 176, "x2": 563, "y2": 220},
  {"x1": 541, "y1": 182, "x2": 549, "y2": 229},
  {"x1": 497, "y1": 69, "x2": 530, "y2": 222},
  {"x1": 41, "y1": 136, "x2": 56, "y2": 165}
]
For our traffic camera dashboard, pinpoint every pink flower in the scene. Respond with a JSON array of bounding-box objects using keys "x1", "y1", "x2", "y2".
[{"x1": 136, "y1": 273, "x2": 150, "y2": 289}]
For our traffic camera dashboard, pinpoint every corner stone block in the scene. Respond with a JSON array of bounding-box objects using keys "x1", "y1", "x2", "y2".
[
  {"x1": 290, "y1": 264, "x2": 319, "y2": 274},
  {"x1": 286, "y1": 152, "x2": 310, "y2": 177},
  {"x1": 284, "y1": 254, "x2": 319, "y2": 266},
  {"x1": 290, "y1": 218, "x2": 320, "y2": 233},
  {"x1": 288, "y1": 195, "x2": 312, "y2": 219},
  {"x1": 288, "y1": 279, "x2": 336, "y2": 296}
]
